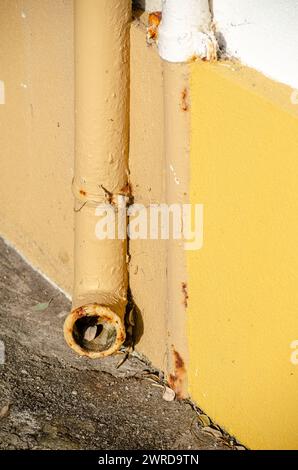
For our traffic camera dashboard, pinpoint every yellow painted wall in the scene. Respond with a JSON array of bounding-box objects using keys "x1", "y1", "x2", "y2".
[{"x1": 188, "y1": 61, "x2": 298, "y2": 449}]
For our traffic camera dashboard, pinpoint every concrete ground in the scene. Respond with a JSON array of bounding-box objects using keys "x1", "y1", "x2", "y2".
[{"x1": 0, "y1": 237, "x2": 234, "y2": 450}]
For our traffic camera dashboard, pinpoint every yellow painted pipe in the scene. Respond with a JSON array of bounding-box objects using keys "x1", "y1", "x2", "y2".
[{"x1": 64, "y1": 0, "x2": 131, "y2": 358}]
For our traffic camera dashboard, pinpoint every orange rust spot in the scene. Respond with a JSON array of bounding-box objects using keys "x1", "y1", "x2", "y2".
[
  {"x1": 149, "y1": 11, "x2": 162, "y2": 27},
  {"x1": 180, "y1": 88, "x2": 189, "y2": 112},
  {"x1": 173, "y1": 349, "x2": 185, "y2": 370},
  {"x1": 147, "y1": 28, "x2": 157, "y2": 41},
  {"x1": 120, "y1": 182, "x2": 132, "y2": 197},
  {"x1": 168, "y1": 348, "x2": 187, "y2": 399},
  {"x1": 168, "y1": 373, "x2": 177, "y2": 389},
  {"x1": 182, "y1": 282, "x2": 189, "y2": 308},
  {"x1": 79, "y1": 189, "x2": 87, "y2": 196},
  {"x1": 188, "y1": 54, "x2": 199, "y2": 63},
  {"x1": 72, "y1": 307, "x2": 84, "y2": 318},
  {"x1": 118, "y1": 333, "x2": 125, "y2": 343},
  {"x1": 99, "y1": 315, "x2": 112, "y2": 323},
  {"x1": 147, "y1": 12, "x2": 162, "y2": 44}
]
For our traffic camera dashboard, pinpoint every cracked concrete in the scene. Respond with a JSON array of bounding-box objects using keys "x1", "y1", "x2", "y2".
[{"x1": 0, "y1": 237, "x2": 230, "y2": 450}]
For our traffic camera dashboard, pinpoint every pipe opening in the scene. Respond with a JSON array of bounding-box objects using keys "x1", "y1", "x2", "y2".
[
  {"x1": 73, "y1": 316, "x2": 117, "y2": 353},
  {"x1": 64, "y1": 304, "x2": 125, "y2": 358}
]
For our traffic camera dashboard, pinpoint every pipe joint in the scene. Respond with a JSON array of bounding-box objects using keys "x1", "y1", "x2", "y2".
[
  {"x1": 72, "y1": 180, "x2": 132, "y2": 207},
  {"x1": 158, "y1": 0, "x2": 217, "y2": 62}
]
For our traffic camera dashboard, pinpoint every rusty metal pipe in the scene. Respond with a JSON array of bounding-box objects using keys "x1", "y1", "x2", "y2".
[{"x1": 64, "y1": 0, "x2": 131, "y2": 358}]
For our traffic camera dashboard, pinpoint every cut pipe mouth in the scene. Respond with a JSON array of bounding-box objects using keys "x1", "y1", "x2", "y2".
[{"x1": 64, "y1": 303, "x2": 126, "y2": 358}]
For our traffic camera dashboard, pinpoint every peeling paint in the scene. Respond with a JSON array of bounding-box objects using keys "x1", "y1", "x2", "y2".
[{"x1": 169, "y1": 164, "x2": 180, "y2": 185}]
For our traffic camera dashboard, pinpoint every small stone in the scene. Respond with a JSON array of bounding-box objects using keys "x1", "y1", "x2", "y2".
[
  {"x1": 84, "y1": 326, "x2": 98, "y2": 341},
  {"x1": 0, "y1": 404, "x2": 10, "y2": 419},
  {"x1": 162, "y1": 386, "x2": 175, "y2": 402},
  {"x1": 202, "y1": 426, "x2": 223, "y2": 440}
]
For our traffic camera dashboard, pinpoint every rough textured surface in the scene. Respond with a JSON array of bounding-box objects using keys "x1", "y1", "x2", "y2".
[{"x1": 0, "y1": 238, "x2": 230, "y2": 450}]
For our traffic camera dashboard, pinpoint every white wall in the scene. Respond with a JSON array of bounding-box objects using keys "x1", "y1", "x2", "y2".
[
  {"x1": 141, "y1": 0, "x2": 298, "y2": 89},
  {"x1": 213, "y1": 0, "x2": 298, "y2": 89}
]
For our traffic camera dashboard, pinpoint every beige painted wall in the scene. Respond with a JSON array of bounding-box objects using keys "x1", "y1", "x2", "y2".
[
  {"x1": 0, "y1": 0, "x2": 74, "y2": 294},
  {"x1": 129, "y1": 14, "x2": 168, "y2": 369}
]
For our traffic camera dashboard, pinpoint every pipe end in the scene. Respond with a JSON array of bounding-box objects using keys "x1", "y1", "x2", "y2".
[{"x1": 64, "y1": 303, "x2": 126, "y2": 358}]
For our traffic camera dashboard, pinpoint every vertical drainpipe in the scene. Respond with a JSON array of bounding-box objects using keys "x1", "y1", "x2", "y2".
[
  {"x1": 158, "y1": 0, "x2": 216, "y2": 397},
  {"x1": 64, "y1": 0, "x2": 131, "y2": 358},
  {"x1": 158, "y1": 0, "x2": 216, "y2": 63}
]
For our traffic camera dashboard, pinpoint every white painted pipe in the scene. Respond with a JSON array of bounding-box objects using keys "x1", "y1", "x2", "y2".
[{"x1": 158, "y1": 0, "x2": 217, "y2": 62}]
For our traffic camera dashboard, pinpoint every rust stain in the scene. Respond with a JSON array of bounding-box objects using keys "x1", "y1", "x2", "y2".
[
  {"x1": 147, "y1": 12, "x2": 162, "y2": 44},
  {"x1": 182, "y1": 282, "x2": 189, "y2": 308},
  {"x1": 119, "y1": 182, "x2": 132, "y2": 197},
  {"x1": 99, "y1": 315, "x2": 112, "y2": 323},
  {"x1": 168, "y1": 348, "x2": 187, "y2": 399},
  {"x1": 118, "y1": 333, "x2": 125, "y2": 343},
  {"x1": 73, "y1": 307, "x2": 85, "y2": 317},
  {"x1": 147, "y1": 28, "x2": 157, "y2": 41},
  {"x1": 173, "y1": 349, "x2": 185, "y2": 370},
  {"x1": 149, "y1": 11, "x2": 162, "y2": 27},
  {"x1": 180, "y1": 88, "x2": 189, "y2": 112},
  {"x1": 188, "y1": 54, "x2": 199, "y2": 63},
  {"x1": 100, "y1": 185, "x2": 114, "y2": 205}
]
